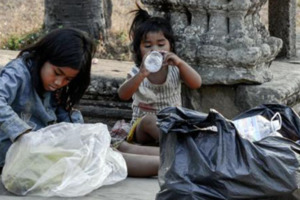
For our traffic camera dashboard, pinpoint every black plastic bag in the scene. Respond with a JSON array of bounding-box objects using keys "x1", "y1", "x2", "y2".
[{"x1": 156, "y1": 105, "x2": 300, "y2": 200}]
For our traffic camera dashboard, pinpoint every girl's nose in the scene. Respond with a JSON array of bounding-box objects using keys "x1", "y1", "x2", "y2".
[
  {"x1": 54, "y1": 77, "x2": 64, "y2": 87},
  {"x1": 152, "y1": 47, "x2": 158, "y2": 51}
]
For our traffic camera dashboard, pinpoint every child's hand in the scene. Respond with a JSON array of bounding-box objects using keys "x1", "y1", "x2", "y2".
[
  {"x1": 139, "y1": 64, "x2": 151, "y2": 77},
  {"x1": 139, "y1": 52, "x2": 152, "y2": 77},
  {"x1": 161, "y1": 51, "x2": 182, "y2": 67},
  {"x1": 15, "y1": 129, "x2": 31, "y2": 142},
  {"x1": 159, "y1": 51, "x2": 202, "y2": 89}
]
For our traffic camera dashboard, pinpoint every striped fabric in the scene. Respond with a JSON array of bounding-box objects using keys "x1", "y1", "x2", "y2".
[{"x1": 129, "y1": 65, "x2": 182, "y2": 124}]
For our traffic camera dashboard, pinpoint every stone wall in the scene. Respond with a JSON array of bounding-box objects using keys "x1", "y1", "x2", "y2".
[
  {"x1": 183, "y1": 60, "x2": 300, "y2": 119},
  {"x1": 77, "y1": 76, "x2": 132, "y2": 127},
  {"x1": 137, "y1": 0, "x2": 300, "y2": 119},
  {"x1": 141, "y1": 0, "x2": 283, "y2": 85}
]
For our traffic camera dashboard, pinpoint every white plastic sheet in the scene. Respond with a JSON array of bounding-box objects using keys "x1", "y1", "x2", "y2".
[
  {"x1": 1, "y1": 122, "x2": 127, "y2": 197},
  {"x1": 233, "y1": 112, "x2": 282, "y2": 141}
]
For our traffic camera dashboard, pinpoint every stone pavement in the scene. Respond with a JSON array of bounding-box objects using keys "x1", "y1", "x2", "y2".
[
  {"x1": 0, "y1": 176, "x2": 159, "y2": 200},
  {"x1": 0, "y1": 49, "x2": 133, "y2": 79}
]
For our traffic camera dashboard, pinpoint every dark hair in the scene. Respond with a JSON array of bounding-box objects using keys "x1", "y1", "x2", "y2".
[
  {"x1": 18, "y1": 28, "x2": 96, "y2": 111},
  {"x1": 129, "y1": 4, "x2": 175, "y2": 67}
]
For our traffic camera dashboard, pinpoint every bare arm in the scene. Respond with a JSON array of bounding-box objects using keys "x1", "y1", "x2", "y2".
[
  {"x1": 177, "y1": 59, "x2": 202, "y2": 89},
  {"x1": 118, "y1": 72, "x2": 147, "y2": 100},
  {"x1": 118, "y1": 52, "x2": 153, "y2": 100},
  {"x1": 163, "y1": 52, "x2": 202, "y2": 89}
]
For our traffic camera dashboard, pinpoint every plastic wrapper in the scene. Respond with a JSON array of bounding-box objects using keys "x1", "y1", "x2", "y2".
[
  {"x1": 110, "y1": 119, "x2": 130, "y2": 140},
  {"x1": 233, "y1": 112, "x2": 282, "y2": 141},
  {"x1": 1, "y1": 122, "x2": 127, "y2": 197}
]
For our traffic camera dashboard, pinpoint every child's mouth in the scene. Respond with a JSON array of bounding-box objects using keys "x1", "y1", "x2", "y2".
[{"x1": 48, "y1": 85, "x2": 58, "y2": 91}]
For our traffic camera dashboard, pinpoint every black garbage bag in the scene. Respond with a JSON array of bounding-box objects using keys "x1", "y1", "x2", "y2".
[{"x1": 156, "y1": 105, "x2": 300, "y2": 200}]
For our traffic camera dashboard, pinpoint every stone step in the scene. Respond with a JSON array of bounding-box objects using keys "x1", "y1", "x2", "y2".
[
  {"x1": 237, "y1": 60, "x2": 300, "y2": 114},
  {"x1": 0, "y1": 49, "x2": 300, "y2": 123}
]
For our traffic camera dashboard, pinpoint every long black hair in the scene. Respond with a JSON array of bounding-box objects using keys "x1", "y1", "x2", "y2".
[
  {"x1": 18, "y1": 28, "x2": 96, "y2": 111},
  {"x1": 129, "y1": 4, "x2": 175, "y2": 67}
]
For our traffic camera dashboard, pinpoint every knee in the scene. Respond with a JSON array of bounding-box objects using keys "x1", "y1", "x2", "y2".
[
  {"x1": 141, "y1": 114, "x2": 157, "y2": 127},
  {"x1": 117, "y1": 141, "x2": 130, "y2": 152}
]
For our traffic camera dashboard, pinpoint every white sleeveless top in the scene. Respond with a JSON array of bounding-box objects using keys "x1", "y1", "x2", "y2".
[{"x1": 129, "y1": 65, "x2": 182, "y2": 124}]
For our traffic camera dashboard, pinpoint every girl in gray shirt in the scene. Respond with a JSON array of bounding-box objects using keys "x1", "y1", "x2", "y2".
[{"x1": 0, "y1": 28, "x2": 96, "y2": 167}]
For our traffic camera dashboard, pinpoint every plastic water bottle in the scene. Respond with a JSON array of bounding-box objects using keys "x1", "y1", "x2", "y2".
[
  {"x1": 233, "y1": 112, "x2": 282, "y2": 141},
  {"x1": 144, "y1": 51, "x2": 163, "y2": 73}
]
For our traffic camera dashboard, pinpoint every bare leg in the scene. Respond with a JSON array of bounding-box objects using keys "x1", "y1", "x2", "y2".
[
  {"x1": 121, "y1": 152, "x2": 159, "y2": 177},
  {"x1": 135, "y1": 114, "x2": 160, "y2": 144},
  {"x1": 118, "y1": 141, "x2": 159, "y2": 156}
]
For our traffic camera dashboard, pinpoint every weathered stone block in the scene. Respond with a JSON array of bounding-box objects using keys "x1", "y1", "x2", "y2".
[
  {"x1": 183, "y1": 61, "x2": 300, "y2": 118},
  {"x1": 141, "y1": 0, "x2": 283, "y2": 84}
]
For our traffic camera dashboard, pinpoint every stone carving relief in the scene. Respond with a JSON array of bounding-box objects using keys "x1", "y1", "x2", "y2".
[{"x1": 141, "y1": 0, "x2": 283, "y2": 84}]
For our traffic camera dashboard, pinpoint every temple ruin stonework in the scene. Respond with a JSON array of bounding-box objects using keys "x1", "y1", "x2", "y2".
[
  {"x1": 0, "y1": 2, "x2": 298, "y2": 126},
  {"x1": 137, "y1": 0, "x2": 300, "y2": 118},
  {"x1": 74, "y1": 0, "x2": 298, "y2": 123},
  {"x1": 75, "y1": 0, "x2": 298, "y2": 122},
  {"x1": 141, "y1": 0, "x2": 283, "y2": 85}
]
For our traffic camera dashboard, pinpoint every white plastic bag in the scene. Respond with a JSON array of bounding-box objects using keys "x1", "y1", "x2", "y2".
[
  {"x1": 1, "y1": 122, "x2": 127, "y2": 197},
  {"x1": 233, "y1": 112, "x2": 282, "y2": 141}
]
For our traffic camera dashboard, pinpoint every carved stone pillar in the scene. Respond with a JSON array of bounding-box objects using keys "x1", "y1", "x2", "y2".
[
  {"x1": 269, "y1": 0, "x2": 297, "y2": 58},
  {"x1": 141, "y1": 0, "x2": 283, "y2": 85}
]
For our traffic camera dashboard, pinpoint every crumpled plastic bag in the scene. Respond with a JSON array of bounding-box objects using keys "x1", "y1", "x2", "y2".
[
  {"x1": 233, "y1": 112, "x2": 282, "y2": 141},
  {"x1": 110, "y1": 119, "x2": 130, "y2": 140},
  {"x1": 1, "y1": 122, "x2": 127, "y2": 197}
]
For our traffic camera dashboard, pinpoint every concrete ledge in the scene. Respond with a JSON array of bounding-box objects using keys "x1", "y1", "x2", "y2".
[
  {"x1": 0, "y1": 176, "x2": 159, "y2": 200},
  {"x1": 0, "y1": 49, "x2": 132, "y2": 80},
  {"x1": 185, "y1": 59, "x2": 300, "y2": 119},
  {"x1": 237, "y1": 60, "x2": 300, "y2": 113}
]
